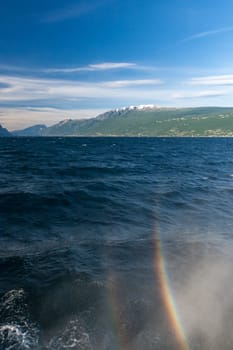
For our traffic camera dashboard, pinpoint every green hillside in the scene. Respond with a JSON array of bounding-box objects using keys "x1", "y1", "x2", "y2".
[{"x1": 42, "y1": 107, "x2": 233, "y2": 137}]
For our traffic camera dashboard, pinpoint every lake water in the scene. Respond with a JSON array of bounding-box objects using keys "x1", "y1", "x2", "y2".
[{"x1": 1, "y1": 137, "x2": 233, "y2": 349}]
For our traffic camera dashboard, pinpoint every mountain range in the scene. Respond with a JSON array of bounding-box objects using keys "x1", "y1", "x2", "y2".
[
  {"x1": 4, "y1": 105, "x2": 233, "y2": 137},
  {"x1": 0, "y1": 124, "x2": 11, "y2": 137},
  {"x1": 12, "y1": 124, "x2": 47, "y2": 137}
]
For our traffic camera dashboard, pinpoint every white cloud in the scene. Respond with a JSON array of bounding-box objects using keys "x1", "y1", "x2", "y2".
[
  {"x1": 0, "y1": 74, "x2": 232, "y2": 104},
  {"x1": 89, "y1": 62, "x2": 137, "y2": 70},
  {"x1": 1, "y1": 74, "x2": 233, "y2": 103},
  {"x1": 0, "y1": 75, "x2": 165, "y2": 102},
  {"x1": 44, "y1": 62, "x2": 138, "y2": 73},
  {"x1": 171, "y1": 89, "x2": 227, "y2": 99},
  {"x1": 0, "y1": 64, "x2": 28, "y2": 72},
  {"x1": 182, "y1": 27, "x2": 233, "y2": 42},
  {"x1": 0, "y1": 62, "x2": 182, "y2": 75},
  {"x1": 99, "y1": 79, "x2": 162, "y2": 88},
  {"x1": 190, "y1": 75, "x2": 233, "y2": 86}
]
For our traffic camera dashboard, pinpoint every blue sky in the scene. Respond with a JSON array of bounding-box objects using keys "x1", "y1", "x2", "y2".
[{"x1": 1, "y1": 0, "x2": 233, "y2": 129}]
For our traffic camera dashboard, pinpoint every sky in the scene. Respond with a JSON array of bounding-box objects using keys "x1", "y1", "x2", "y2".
[{"x1": 1, "y1": 0, "x2": 233, "y2": 130}]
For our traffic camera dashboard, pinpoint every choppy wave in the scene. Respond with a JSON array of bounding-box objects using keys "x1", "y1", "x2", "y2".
[
  {"x1": 0, "y1": 289, "x2": 39, "y2": 350},
  {"x1": 1, "y1": 137, "x2": 233, "y2": 349}
]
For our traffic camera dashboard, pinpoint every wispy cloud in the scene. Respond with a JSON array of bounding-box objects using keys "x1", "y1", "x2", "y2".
[
  {"x1": 0, "y1": 75, "x2": 164, "y2": 102},
  {"x1": 87, "y1": 63, "x2": 168, "y2": 73},
  {"x1": 190, "y1": 75, "x2": 233, "y2": 86},
  {"x1": 42, "y1": 0, "x2": 109, "y2": 23},
  {"x1": 0, "y1": 62, "x2": 141, "y2": 74},
  {"x1": 89, "y1": 62, "x2": 136, "y2": 70},
  {"x1": 0, "y1": 74, "x2": 231, "y2": 106},
  {"x1": 0, "y1": 64, "x2": 29, "y2": 72},
  {"x1": 100, "y1": 79, "x2": 162, "y2": 88},
  {"x1": 44, "y1": 62, "x2": 138, "y2": 73},
  {"x1": 0, "y1": 61, "x2": 187, "y2": 76},
  {"x1": 182, "y1": 27, "x2": 233, "y2": 42},
  {"x1": 171, "y1": 90, "x2": 227, "y2": 99}
]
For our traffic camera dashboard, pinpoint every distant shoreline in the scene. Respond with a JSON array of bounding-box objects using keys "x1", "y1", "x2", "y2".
[{"x1": 4, "y1": 135, "x2": 233, "y2": 138}]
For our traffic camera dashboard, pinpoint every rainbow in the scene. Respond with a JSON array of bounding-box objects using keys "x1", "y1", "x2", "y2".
[
  {"x1": 107, "y1": 233, "x2": 189, "y2": 349},
  {"x1": 153, "y1": 236, "x2": 189, "y2": 350}
]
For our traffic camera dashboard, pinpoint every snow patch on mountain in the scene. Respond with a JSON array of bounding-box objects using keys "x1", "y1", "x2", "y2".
[{"x1": 115, "y1": 104, "x2": 159, "y2": 112}]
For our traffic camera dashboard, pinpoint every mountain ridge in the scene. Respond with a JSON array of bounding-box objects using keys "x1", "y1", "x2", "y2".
[
  {"x1": 12, "y1": 106, "x2": 233, "y2": 137},
  {"x1": 0, "y1": 124, "x2": 11, "y2": 137},
  {"x1": 12, "y1": 124, "x2": 47, "y2": 136}
]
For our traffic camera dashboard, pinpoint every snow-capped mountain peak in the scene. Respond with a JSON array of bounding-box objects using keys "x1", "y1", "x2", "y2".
[{"x1": 115, "y1": 104, "x2": 159, "y2": 112}]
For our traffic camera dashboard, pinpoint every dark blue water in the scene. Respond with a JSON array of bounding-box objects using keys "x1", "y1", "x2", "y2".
[{"x1": 1, "y1": 137, "x2": 233, "y2": 349}]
